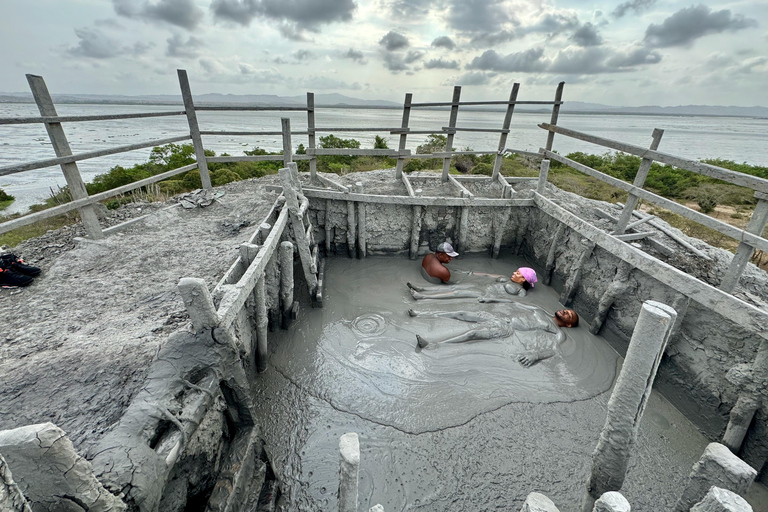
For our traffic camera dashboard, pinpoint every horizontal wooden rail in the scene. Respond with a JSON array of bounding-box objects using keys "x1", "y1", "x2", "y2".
[
  {"x1": 310, "y1": 127, "x2": 403, "y2": 132},
  {"x1": 534, "y1": 192, "x2": 768, "y2": 341},
  {"x1": 0, "y1": 111, "x2": 187, "y2": 125},
  {"x1": 217, "y1": 206, "x2": 290, "y2": 329},
  {"x1": 306, "y1": 148, "x2": 407, "y2": 157},
  {"x1": 199, "y1": 130, "x2": 309, "y2": 136},
  {"x1": 539, "y1": 123, "x2": 768, "y2": 194},
  {"x1": 0, "y1": 135, "x2": 191, "y2": 177},
  {"x1": 207, "y1": 155, "x2": 312, "y2": 163},
  {"x1": 442, "y1": 127, "x2": 509, "y2": 134},
  {"x1": 430, "y1": 151, "x2": 499, "y2": 157},
  {"x1": 505, "y1": 148, "x2": 544, "y2": 159},
  {"x1": 540, "y1": 149, "x2": 768, "y2": 253},
  {"x1": 0, "y1": 163, "x2": 198, "y2": 235},
  {"x1": 410, "y1": 100, "x2": 563, "y2": 108},
  {"x1": 301, "y1": 187, "x2": 534, "y2": 207},
  {"x1": 194, "y1": 106, "x2": 308, "y2": 111}
]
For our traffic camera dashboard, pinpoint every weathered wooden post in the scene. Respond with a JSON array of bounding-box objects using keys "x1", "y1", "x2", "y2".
[
  {"x1": 356, "y1": 182, "x2": 367, "y2": 258},
  {"x1": 543, "y1": 223, "x2": 565, "y2": 286},
  {"x1": 441, "y1": 86, "x2": 461, "y2": 182},
  {"x1": 338, "y1": 433, "x2": 360, "y2": 512},
  {"x1": 544, "y1": 82, "x2": 564, "y2": 152},
  {"x1": 560, "y1": 239, "x2": 596, "y2": 307},
  {"x1": 410, "y1": 189, "x2": 423, "y2": 259},
  {"x1": 178, "y1": 277, "x2": 219, "y2": 332},
  {"x1": 613, "y1": 128, "x2": 664, "y2": 235},
  {"x1": 394, "y1": 93, "x2": 412, "y2": 180},
  {"x1": 346, "y1": 193, "x2": 357, "y2": 258},
  {"x1": 281, "y1": 117, "x2": 293, "y2": 167},
  {"x1": 720, "y1": 192, "x2": 768, "y2": 292},
  {"x1": 177, "y1": 69, "x2": 212, "y2": 190},
  {"x1": 325, "y1": 199, "x2": 334, "y2": 255},
  {"x1": 590, "y1": 262, "x2": 635, "y2": 335},
  {"x1": 491, "y1": 84, "x2": 519, "y2": 180},
  {"x1": 674, "y1": 443, "x2": 756, "y2": 512},
  {"x1": 458, "y1": 191, "x2": 470, "y2": 254},
  {"x1": 492, "y1": 208, "x2": 510, "y2": 259},
  {"x1": 537, "y1": 159, "x2": 550, "y2": 195},
  {"x1": 723, "y1": 396, "x2": 759, "y2": 453},
  {"x1": 278, "y1": 165, "x2": 318, "y2": 296},
  {"x1": 582, "y1": 300, "x2": 676, "y2": 512},
  {"x1": 279, "y1": 241, "x2": 295, "y2": 329},
  {"x1": 26, "y1": 74, "x2": 104, "y2": 239},
  {"x1": 254, "y1": 274, "x2": 269, "y2": 372},
  {"x1": 690, "y1": 487, "x2": 754, "y2": 512},
  {"x1": 307, "y1": 92, "x2": 317, "y2": 181}
]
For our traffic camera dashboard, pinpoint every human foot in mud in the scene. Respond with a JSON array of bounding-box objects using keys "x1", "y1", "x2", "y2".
[
  {"x1": 408, "y1": 308, "x2": 418, "y2": 317},
  {"x1": 406, "y1": 282, "x2": 425, "y2": 292},
  {"x1": 416, "y1": 335, "x2": 432, "y2": 349}
]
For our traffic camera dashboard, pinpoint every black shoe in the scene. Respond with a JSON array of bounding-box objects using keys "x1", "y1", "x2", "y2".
[
  {"x1": 0, "y1": 268, "x2": 34, "y2": 287},
  {"x1": 11, "y1": 260, "x2": 41, "y2": 277}
]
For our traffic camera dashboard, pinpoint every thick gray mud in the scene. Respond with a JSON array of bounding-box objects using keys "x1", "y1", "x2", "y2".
[
  {"x1": 268, "y1": 256, "x2": 617, "y2": 434},
  {"x1": 252, "y1": 255, "x2": 762, "y2": 512}
]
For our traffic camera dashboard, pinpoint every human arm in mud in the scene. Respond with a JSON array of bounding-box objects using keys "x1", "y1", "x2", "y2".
[
  {"x1": 516, "y1": 328, "x2": 565, "y2": 367},
  {"x1": 476, "y1": 283, "x2": 525, "y2": 302}
]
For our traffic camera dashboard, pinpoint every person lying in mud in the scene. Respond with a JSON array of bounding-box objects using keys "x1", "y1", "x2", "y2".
[
  {"x1": 408, "y1": 267, "x2": 538, "y2": 299},
  {"x1": 420, "y1": 241, "x2": 459, "y2": 284},
  {"x1": 409, "y1": 304, "x2": 579, "y2": 367}
]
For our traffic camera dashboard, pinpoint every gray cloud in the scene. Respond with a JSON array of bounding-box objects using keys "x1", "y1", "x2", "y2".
[
  {"x1": 431, "y1": 36, "x2": 456, "y2": 50},
  {"x1": 211, "y1": 0, "x2": 356, "y2": 31},
  {"x1": 404, "y1": 50, "x2": 424, "y2": 64},
  {"x1": 342, "y1": 48, "x2": 367, "y2": 63},
  {"x1": 67, "y1": 27, "x2": 153, "y2": 59},
  {"x1": 300, "y1": 75, "x2": 363, "y2": 90},
  {"x1": 450, "y1": 71, "x2": 497, "y2": 86},
  {"x1": 273, "y1": 56, "x2": 289, "y2": 64},
  {"x1": 570, "y1": 23, "x2": 602, "y2": 47},
  {"x1": 548, "y1": 47, "x2": 610, "y2": 74},
  {"x1": 382, "y1": 53, "x2": 408, "y2": 72},
  {"x1": 446, "y1": 0, "x2": 516, "y2": 33},
  {"x1": 466, "y1": 48, "x2": 546, "y2": 72},
  {"x1": 469, "y1": 30, "x2": 515, "y2": 48},
  {"x1": 612, "y1": 0, "x2": 656, "y2": 18},
  {"x1": 389, "y1": 0, "x2": 434, "y2": 17},
  {"x1": 278, "y1": 23, "x2": 310, "y2": 41},
  {"x1": 605, "y1": 45, "x2": 661, "y2": 68},
  {"x1": 294, "y1": 49, "x2": 312, "y2": 60},
  {"x1": 379, "y1": 31, "x2": 409, "y2": 51},
  {"x1": 424, "y1": 58, "x2": 460, "y2": 69},
  {"x1": 166, "y1": 34, "x2": 204, "y2": 58},
  {"x1": 521, "y1": 11, "x2": 579, "y2": 35},
  {"x1": 112, "y1": 0, "x2": 203, "y2": 30},
  {"x1": 644, "y1": 5, "x2": 758, "y2": 48}
]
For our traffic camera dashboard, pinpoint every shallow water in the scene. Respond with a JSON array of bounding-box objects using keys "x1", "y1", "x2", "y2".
[{"x1": 252, "y1": 254, "x2": 767, "y2": 512}]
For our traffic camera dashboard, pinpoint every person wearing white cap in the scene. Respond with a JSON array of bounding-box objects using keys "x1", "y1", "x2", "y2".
[{"x1": 420, "y1": 241, "x2": 459, "y2": 284}]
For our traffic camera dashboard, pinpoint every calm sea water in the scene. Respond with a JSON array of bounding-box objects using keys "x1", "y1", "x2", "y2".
[{"x1": 1, "y1": 102, "x2": 767, "y2": 214}]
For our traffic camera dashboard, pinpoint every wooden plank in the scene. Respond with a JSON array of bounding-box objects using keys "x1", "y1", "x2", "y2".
[
  {"x1": 542, "y1": 150, "x2": 768, "y2": 253},
  {"x1": 720, "y1": 197, "x2": 768, "y2": 292},
  {"x1": 310, "y1": 127, "x2": 405, "y2": 132},
  {"x1": 448, "y1": 174, "x2": 473, "y2": 197},
  {"x1": 534, "y1": 192, "x2": 768, "y2": 342},
  {"x1": 207, "y1": 155, "x2": 311, "y2": 163},
  {"x1": 402, "y1": 172, "x2": 416, "y2": 197},
  {"x1": 306, "y1": 148, "x2": 407, "y2": 157},
  {"x1": 537, "y1": 159, "x2": 550, "y2": 194},
  {"x1": 0, "y1": 134, "x2": 191, "y2": 177},
  {"x1": 544, "y1": 82, "x2": 565, "y2": 152},
  {"x1": 442, "y1": 86, "x2": 461, "y2": 182},
  {"x1": 539, "y1": 123, "x2": 768, "y2": 193},
  {"x1": 441, "y1": 127, "x2": 510, "y2": 133},
  {"x1": 618, "y1": 205, "x2": 710, "y2": 259},
  {"x1": 390, "y1": 129, "x2": 440, "y2": 135},
  {"x1": 177, "y1": 70, "x2": 212, "y2": 190},
  {"x1": 315, "y1": 173, "x2": 349, "y2": 192},
  {"x1": 492, "y1": 84, "x2": 519, "y2": 180},
  {"x1": 615, "y1": 231, "x2": 654, "y2": 241},
  {"x1": 625, "y1": 215, "x2": 656, "y2": 230},
  {"x1": 614, "y1": 128, "x2": 664, "y2": 234},
  {"x1": 218, "y1": 207, "x2": 289, "y2": 329},
  {"x1": 194, "y1": 106, "x2": 308, "y2": 111},
  {"x1": 301, "y1": 188, "x2": 534, "y2": 207},
  {"x1": 307, "y1": 92, "x2": 317, "y2": 181},
  {"x1": 0, "y1": 111, "x2": 186, "y2": 125},
  {"x1": 409, "y1": 100, "x2": 563, "y2": 107},
  {"x1": 395, "y1": 93, "x2": 412, "y2": 180},
  {"x1": 200, "y1": 130, "x2": 309, "y2": 136},
  {"x1": 431, "y1": 151, "x2": 498, "y2": 157},
  {"x1": 281, "y1": 118, "x2": 293, "y2": 167},
  {"x1": 505, "y1": 148, "x2": 544, "y2": 159}
]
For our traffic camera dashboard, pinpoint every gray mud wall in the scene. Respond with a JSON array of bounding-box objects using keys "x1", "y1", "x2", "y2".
[{"x1": 306, "y1": 184, "x2": 768, "y2": 479}]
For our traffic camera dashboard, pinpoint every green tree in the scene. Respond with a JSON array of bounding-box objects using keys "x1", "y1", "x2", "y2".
[
  {"x1": 416, "y1": 134, "x2": 448, "y2": 154},
  {"x1": 319, "y1": 134, "x2": 361, "y2": 149},
  {"x1": 374, "y1": 135, "x2": 389, "y2": 149}
]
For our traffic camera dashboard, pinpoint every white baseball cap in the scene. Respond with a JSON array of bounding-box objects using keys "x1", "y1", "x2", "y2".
[{"x1": 436, "y1": 242, "x2": 459, "y2": 257}]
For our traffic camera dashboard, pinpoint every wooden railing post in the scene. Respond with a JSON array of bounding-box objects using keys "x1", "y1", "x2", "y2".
[
  {"x1": 306, "y1": 92, "x2": 317, "y2": 181},
  {"x1": 281, "y1": 117, "x2": 293, "y2": 167},
  {"x1": 441, "y1": 86, "x2": 461, "y2": 182},
  {"x1": 544, "y1": 81, "x2": 565, "y2": 152},
  {"x1": 395, "y1": 93, "x2": 412, "y2": 180},
  {"x1": 613, "y1": 128, "x2": 664, "y2": 235},
  {"x1": 177, "y1": 69, "x2": 212, "y2": 190},
  {"x1": 491, "y1": 83, "x2": 519, "y2": 180},
  {"x1": 26, "y1": 74, "x2": 104, "y2": 239},
  {"x1": 537, "y1": 159, "x2": 550, "y2": 194},
  {"x1": 720, "y1": 193, "x2": 768, "y2": 292}
]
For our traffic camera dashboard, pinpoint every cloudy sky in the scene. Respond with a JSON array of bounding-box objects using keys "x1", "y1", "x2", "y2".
[{"x1": 1, "y1": 0, "x2": 766, "y2": 106}]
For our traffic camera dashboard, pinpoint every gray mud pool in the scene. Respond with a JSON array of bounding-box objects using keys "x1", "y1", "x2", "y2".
[{"x1": 252, "y1": 255, "x2": 767, "y2": 512}]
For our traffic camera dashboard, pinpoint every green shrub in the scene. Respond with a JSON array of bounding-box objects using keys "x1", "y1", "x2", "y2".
[
  {"x1": 374, "y1": 135, "x2": 389, "y2": 149},
  {"x1": 182, "y1": 170, "x2": 203, "y2": 189},
  {"x1": 103, "y1": 197, "x2": 134, "y2": 210},
  {"x1": 0, "y1": 188, "x2": 15, "y2": 202},
  {"x1": 416, "y1": 134, "x2": 450, "y2": 154},
  {"x1": 158, "y1": 180, "x2": 186, "y2": 195},
  {"x1": 697, "y1": 193, "x2": 717, "y2": 213},
  {"x1": 471, "y1": 162, "x2": 493, "y2": 176},
  {"x1": 211, "y1": 169, "x2": 241, "y2": 186}
]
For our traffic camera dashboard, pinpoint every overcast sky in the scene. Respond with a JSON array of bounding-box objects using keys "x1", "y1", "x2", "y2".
[{"x1": 1, "y1": 0, "x2": 766, "y2": 106}]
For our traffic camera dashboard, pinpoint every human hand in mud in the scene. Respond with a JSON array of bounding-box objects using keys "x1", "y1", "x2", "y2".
[{"x1": 516, "y1": 352, "x2": 538, "y2": 367}]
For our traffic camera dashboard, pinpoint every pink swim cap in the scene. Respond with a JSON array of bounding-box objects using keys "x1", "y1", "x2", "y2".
[{"x1": 518, "y1": 267, "x2": 537, "y2": 287}]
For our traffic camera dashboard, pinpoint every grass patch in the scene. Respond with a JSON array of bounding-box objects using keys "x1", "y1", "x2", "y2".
[
  {"x1": 0, "y1": 212, "x2": 79, "y2": 247},
  {"x1": 648, "y1": 207, "x2": 736, "y2": 251}
]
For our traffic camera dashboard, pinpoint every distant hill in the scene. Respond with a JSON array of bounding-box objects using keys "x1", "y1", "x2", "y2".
[{"x1": 0, "y1": 92, "x2": 765, "y2": 117}]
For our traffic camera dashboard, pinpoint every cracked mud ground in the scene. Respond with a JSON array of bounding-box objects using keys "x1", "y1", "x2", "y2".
[{"x1": 0, "y1": 177, "x2": 281, "y2": 455}]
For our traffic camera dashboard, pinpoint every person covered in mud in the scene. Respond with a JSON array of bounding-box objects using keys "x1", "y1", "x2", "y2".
[
  {"x1": 408, "y1": 267, "x2": 538, "y2": 300},
  {"x1": 420, "y1": 241, "x2": 459, "y2": 284},
  {"x1": 409, "y1": 304, "x2": 579, "y2": 367}
]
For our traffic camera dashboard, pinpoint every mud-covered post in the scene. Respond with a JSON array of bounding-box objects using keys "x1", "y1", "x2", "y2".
[
  {"x1": 254, "y1": 275, "x2": 269, "y2": 372},
  {"x1": 307, "y1": 92, "x2": 317, "y2": 181},
  {"x1": 178, "y1": 277, "x2": 218, "y2": 332},
  {"x1": 394, "y1": 93, "x2": 412, "y2": 180},
  {"x1": 279, "y1": 241, "x2": 295, "y2": 329},
  {"x1": 356, "y1": 182, "x2": 367, "y2": 258},
  {"x1": 338, "y1": 433, "x2": 360, "y2": 512},
  {"x1": 582, "y1": 301, "x2": 676, "y2": 512},
  {"x1": 346, "y1": 193, "x2": 357, "y2": 258},
  {"x1": 543, "y1": 223, "x2": 565, "y2": 286},
  {"x1": 537, "y1": 159, "x2": 550, "y2": 195},
  {"x1": 723, "y1": 396, "x2": 759, "y2": 453},
  {"x1": 279, "y1": 165, "x2": 318, "y2": 296},
  {"x1": 177, "y1": 70, "x2": 212, "y2": 190},
  {"x1": 281, "y1": 117, "x2": 293, "y2": 167},
  {"x1": 325, "y1": 199, "x2": 334, "y2": 255},
  {"x1": 26, "y1": 74, "x2": 104, "y2": 240},
  {"x1": 410, "y1": 189, "x2": 423, "y2": 259},
  {"x1": 458, "y1": 191, "x2": 470, "y2": 254},
  {"x1": 441, "y1": 86, "x2": 461, "y2": 182},
  {"x1": 0, "y1": 454, "x2": 33, "y2": 512},
  {"x1": 590, "y1": 262, "x2": 634, "y2": 335},
  {"x1": 561, "y1": 240, "x2": 595, "y2": 307},
  {"x1": 720, "y1": 193, "x2": 768, "y2": 293},
  {"x1": 492, "y1": 208, "x2": 510, "y2": 259},
  {"x1": 690, "y1": 487, "x2": 754, "y2": 512},
  {"x1": 592, "y1": 492, "x2": 630, "y2": 512},
  {"x1": 520, "y1": 492, "x2": 560, "y2": 511},
  {"x1": 674, "y1": 443, "x2": 756, "y2": 512}
]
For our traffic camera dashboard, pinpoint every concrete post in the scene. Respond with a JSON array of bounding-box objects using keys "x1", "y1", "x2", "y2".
[
  {"x1": 26, "y1": 74, "x2": 104, "y2": 239},
  {"x1": 720, "y1": 194, "x2": 768, "y2": 293},
  {"x1": 690, "y1": 487, "x2": 754, "y2": 512},
  {"x1": 281, "y1": 117, "x2": 293, "y2": 167},
  {"x1": 537, "y1": 159, "x2": 550, "y2": 195},
  {"x1": 582, "y1": 301, "x2": 675, "y2": 512},
  {"x1": 338, "y1": 433, "x2": 360, "y2": 512},
  {"x1": 395, "y1": 93, "x2": 412, "y2": 180},
  {"x1": 346, "y1": 196, "x2": 357, "y2": 258},
  {"x1": 458, "y1": 191, "x2": 470, "y2": 254},
  {"x1": 520, "y1": 492, "x2": 560, "y2": 512},
  {"x1": 178, "y1": 277, "x2": 218, "y2": 332},
  {"x1": 441, "y1": 86, "x2": 461, "y2": 182},
  {"x1": 613, "y1": 128, "x2": 664, "y2": 235},
  {"x1": 491, "y1": 83, "x2": 519, "y2": 180},
  {"x1": 356, "y1": 182, "x2": 367, "y2": 258},
  {"x1": 674, "y1": 443, "x2": 757, "y2": 512},
  {"x1": 307, "y1": 92, "x2": 317, "y2": 181},
  {"x1": 279, "y1": 241, "x2": 295, "y2": 330},
  {"x1": 255, "y1": 275, "x2": 269, "y2": 373},
  {"x1": 543, "y1": 223, "x2": 565, "y2": 286},
  {"x1": 592, "y1": 492, "x2": 630, "y2": 512},
  {"x1": 177, "y1": 69, "x2": 212, "y2": 190},
  {"x1": 723, "y1": 396, "x2": 759, "y2": 453},
  {"x1": 258, "y1": 222, "x2": 272, "y2": 245},
  {"x1": 410, "y1": 189, "x2": 423, "y2": 260}
]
